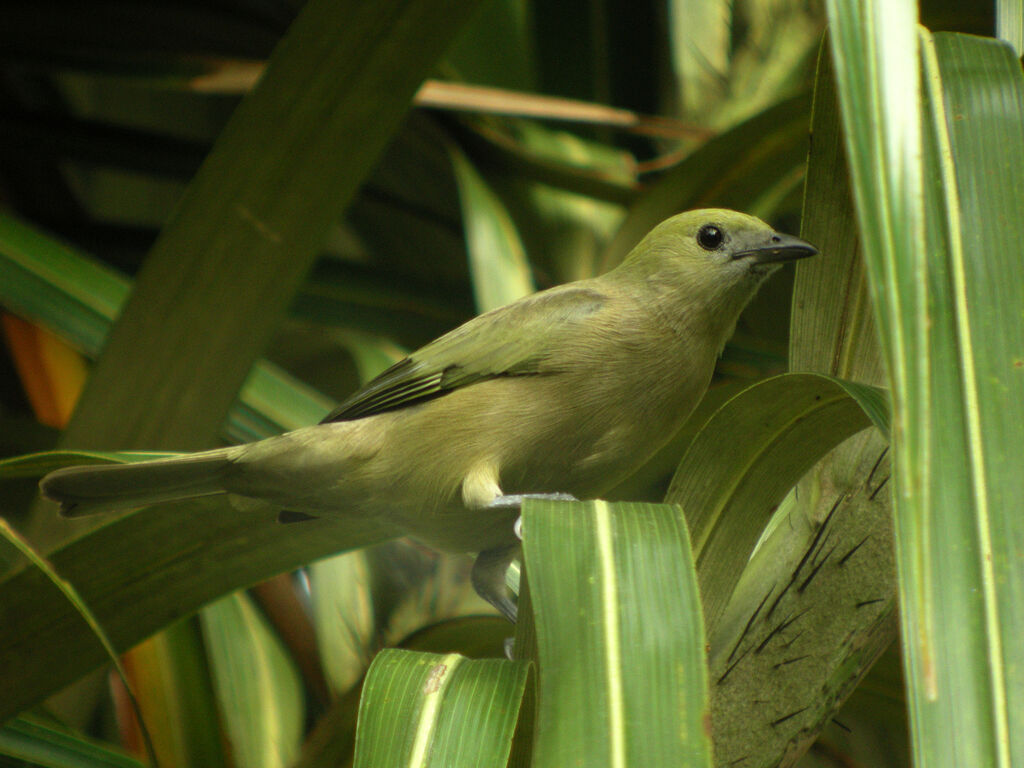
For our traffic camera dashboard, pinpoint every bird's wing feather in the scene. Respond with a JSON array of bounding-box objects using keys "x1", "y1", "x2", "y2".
[{"x1": 322, "y1": 285, "x2": 608, "y2": 422}]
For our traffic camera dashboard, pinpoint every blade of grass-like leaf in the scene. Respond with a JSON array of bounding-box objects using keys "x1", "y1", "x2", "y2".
[
  {"x1": 0, "y1": 716, "x2": 144, "y2": 768},
  {"x1": 0, "y1": 212, "x2": 126, "y2": 353},
  {"x1": 666, "y1": 372, "x2": 887, "y2": 635},
  {"x1": 448, "y1": 144, "x2": 536, "y2": 312},
  {"x1": 182, "y1": 56, "x2": 711, "y2": 139},
  {"x1": 0, "y1": 211, "x2": 334, "y2": 441},
  {"x1": 669, "y1": 0, "x2": 731, "y2": 116},
  {"x1": 480, "y1": 120, "x2": 629, "y2": 284},
  {"x1": 0, "y1": 449, "x2": 177, "y2": 477},
  {"x1": 310, "y1": 551, "x2": 377, "y2": 697},
  {"x1": 791, "y1": 40, "x2": 886, "y2": 386},
  {"x1": 827, "y1": 2, "x2": 1024, "y2": 763},
  {"x1": 200, "y1": 593, "x2": 304, "y2": 768},
  {"x1": 0, "y1": 488, "x2": 397, "y2": 722},
  {"x1": 119, "y1": 623, "x2": 226, "y2": 768},
  {"x1": 0, "y1": 518, "x2": 157, "y2": 766},
  {"x1": 354, "y1": 649, "x2": 528, "y2": 768},
  {"x1": 423, "y1": 82, "x2": 710, "y2": 139},
  {"x1": 47, "y1": 0, "x2": 485, "y2": 540},
  {"x1": 523, "y1": 499, "x2": 711, "y2": 768},
  {"x1": 914, "y1": 31, "x2": 1023, "y2": 766},
  {"x1": 291, "y1": 622, "x2": 513, "y2": 768},
  {"x1": 997, "y1": 0, "x2": 1023, "y2": 54}
]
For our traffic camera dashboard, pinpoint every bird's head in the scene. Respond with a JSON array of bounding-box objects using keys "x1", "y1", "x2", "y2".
[{"x1": 612, "y1": 208, "x2": 818, "y2": 347}]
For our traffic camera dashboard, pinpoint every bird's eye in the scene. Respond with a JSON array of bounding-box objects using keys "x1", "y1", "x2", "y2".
[{"x1": 697, "y1": 224, "x2": 724, "y2": 250}]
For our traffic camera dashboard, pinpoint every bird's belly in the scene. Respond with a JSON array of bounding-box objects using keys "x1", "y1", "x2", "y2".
[
  {"x1": 430, "y1": 372, "x2": 705, "y2": 505},
  {"x1": 499, "y1": 410, "x2": 664, "y2": 497}
]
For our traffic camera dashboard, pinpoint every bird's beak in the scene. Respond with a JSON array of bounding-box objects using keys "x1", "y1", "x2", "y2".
[{"x1": 732, "y1": 232, "x2": 819, "y2": 264}]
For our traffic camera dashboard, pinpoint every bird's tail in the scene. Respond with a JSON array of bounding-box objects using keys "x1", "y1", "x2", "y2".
[{"x1": 40, "y1": 449, "x2": 236, "y2": 516}]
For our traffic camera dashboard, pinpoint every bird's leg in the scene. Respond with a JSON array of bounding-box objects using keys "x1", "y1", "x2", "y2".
[
  {"x1": 471, "y1": 543, "x2": 521, "y2": 623},
  {"x1": 472, "y1": 493, "x2": 579, "y2": 623}
]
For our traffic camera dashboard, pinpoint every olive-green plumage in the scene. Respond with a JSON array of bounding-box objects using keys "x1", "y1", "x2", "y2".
[{"x1": 40, "y1": 209, "x2": 816, "y2": 615}]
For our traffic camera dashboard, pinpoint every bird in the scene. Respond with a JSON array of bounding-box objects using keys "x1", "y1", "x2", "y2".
[{"x1": 40, "y1": 209, "x2": 817, "y2": 620}]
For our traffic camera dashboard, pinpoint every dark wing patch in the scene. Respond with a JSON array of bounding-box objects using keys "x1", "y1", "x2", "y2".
[
  {"x1": 322, "y1": 361, "x2": 446, "y2": 422},
  {"x1": 322, "y1": 286, "x2": 607, "y2": 423}
]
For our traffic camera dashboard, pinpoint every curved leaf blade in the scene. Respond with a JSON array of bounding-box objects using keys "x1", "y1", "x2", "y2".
[
  {"x1": 448, "y1": 144, "x2": 536, "y2": 313},
  {"x1": 826, "y1": 1, "x2": 1024, "y2": 762},
  {"x1": 0, "y1": 495, "x2": 396, "y2": 722},
  {"x1": 666, "y1": 372, "x2": 888, "y2": 634},
  {"x1": 200, "y1": 593, "x2": 305, "y2": 768},
  {"x1": 523, "y1": 499, "x2": 712, "y2": 768},
  {"x1": 0, "y1": 211, "x2": 334, "y2": 442},
  {"x1": 0, "y1": 716, "x2": 144, "y2": 768},
  {"x1": 354, "y1": 649, "x2": 528, "y2": 768}
]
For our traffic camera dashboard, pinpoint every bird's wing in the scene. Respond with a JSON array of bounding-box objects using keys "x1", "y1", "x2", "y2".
[{"x1": 322, "y1": 285, "x2": 608, "y2": 422}]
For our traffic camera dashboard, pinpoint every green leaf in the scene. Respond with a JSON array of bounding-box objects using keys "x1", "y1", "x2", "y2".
[
  {"x1": 791, "y1": 37, "x2": 886, "y2": 387},
  {"x1": 825, "y1": 2, "x2": 1024, "y2": 763},
  {"x1": 309, "y1": 551, "x2": 377, "y2": 696},
  {"x1": 482, "y1": 120, "x2": 629, "y2": 283},
  {"x1": 0, "y1": 716, "x2": 143, "y2": 768},
  {"x1": 200, "y1": 593, "x2": 305, "y2": 768},
  {"x1": 0, "y1": 449, "x2": 177, "y2": 478},
  {"x1": 448, "y1": 143, "x2": 536, "y2": 312},
  {"x1": 120, "y1": 623, "x2": 226, "y2": 768},
  {"x1": 354, "y1": 649, "x2": 528, "y2": 768},
  {"x1": 0, "y1": 492, "x2": 396, "y2": 722},
  {"x1": 997, "y1": 0, "x2": 1023, "y2": 55},
  {"x1": 666, "y1": 372, "x2": 887, "y2": 635},
  {"x1": 0, "y1": 211, "x2": 335, "y2": 443},
  {"x1": 669, "y1": 0, "x2": 731, "y2": 116},
  {"x1": 522, "y1": 499, "x2": 712, "y2": 768},
  {"x1": 918, "y1": 30, "x2": 1024, "y2": 766},
  {"x1": 0, "y1": 516, "x2": 157, "y2": 763}
]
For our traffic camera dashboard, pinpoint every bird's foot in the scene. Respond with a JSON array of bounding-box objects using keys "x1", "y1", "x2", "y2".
[
  {"x1": 473, "y1": 494, "x2": 577, "y2": 623},
  {"x1": 484, "y1": 492, "x2": 578, "y2": 511}
]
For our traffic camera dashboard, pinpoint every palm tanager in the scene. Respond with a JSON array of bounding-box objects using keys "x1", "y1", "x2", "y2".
[{"x1": 40, "y1": 209, "x2": 817, "y2": 619}]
